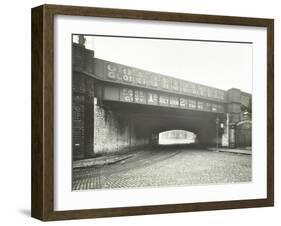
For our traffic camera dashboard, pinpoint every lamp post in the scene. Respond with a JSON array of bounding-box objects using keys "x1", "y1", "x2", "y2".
[{"x1": 216, "y1": 117, "x2": 219, "y2": 151}]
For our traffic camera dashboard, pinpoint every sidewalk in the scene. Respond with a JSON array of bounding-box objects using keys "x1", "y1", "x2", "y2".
[
  {"x1": 73, "y1": 153, "x2": 136, "y2": 169},
  {"x1": 208, "y1": 147, "x2": 252, "y2": 155}
]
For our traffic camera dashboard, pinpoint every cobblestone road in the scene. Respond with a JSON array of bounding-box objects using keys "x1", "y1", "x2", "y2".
[{"x1": 72, "y1": 147, "x2": 251, "y2": 190}]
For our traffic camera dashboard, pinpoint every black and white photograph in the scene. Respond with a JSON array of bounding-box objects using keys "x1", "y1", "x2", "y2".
[{"x1": 71, "y1": 34, "x2": 252, "y2": 191}]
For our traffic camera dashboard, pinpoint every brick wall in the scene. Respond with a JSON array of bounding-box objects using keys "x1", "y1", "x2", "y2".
[
  {"x1": 93, "y1": 103, "x2": 150, "y2": 154},
  {"x1": 72, "y1": 72, "x2": 95, "y2": 159}
]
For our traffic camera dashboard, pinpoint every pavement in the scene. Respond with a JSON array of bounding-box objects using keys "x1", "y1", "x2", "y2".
[
  {"x1": 72, "y1": 147, "x2": 252, "y2": 190},
  {"x1": 208, "y1": 147, "x2": 252, "y2": 155},
  {"x1": 73, "y1": 153, "x2": 136, "y2": 169}
]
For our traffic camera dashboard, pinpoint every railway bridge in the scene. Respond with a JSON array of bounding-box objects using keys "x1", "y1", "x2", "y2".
[{"x1": 72, "y1": 42, "x2": 252, "y2": 159}]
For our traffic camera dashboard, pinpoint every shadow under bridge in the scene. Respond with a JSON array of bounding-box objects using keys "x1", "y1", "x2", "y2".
[{"x1": 105, "y1": 101, "x2": 224, "y2": 149}]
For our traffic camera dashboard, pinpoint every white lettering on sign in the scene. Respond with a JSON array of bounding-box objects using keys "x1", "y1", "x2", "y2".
[
  {"x1": 135, "y1": 72, "x2": 146, "y2": 85},
  {"x1": 188, "y1": 99, "x2": 196, "y2": 109},
  {"x1": 212, "y1": 104, "x2": 218, "y2": 112},
  {"x1": 120, "y1": 88, "x2": 133, "y2": 102},
  {"x1": 159, "y1": 95, "x2": 169, "y2": 106},
  {"x1": 122, "y1": 68, "x2": 133, "y2": 83},
  {"x1": 135, "y1": 90, "x2": 146, "y2": 103},
  {"x1": 107, "y1": 71, "x2": 116, "y2": 79},
  {"x1": 169, "y1": 96, "x2": 179, "y2": 106},
  {"x1": 197, "y1": 101, "x2": 204, "y2": 110},
  {"x1": 107, "y1": 64, "x2": 117, "y2": 79},
  {"x1": 107, "y1": 63, "x2": 117, "y2": 72},
  {"x1": 147, "y1": 93, "x2": 158, "y2": 105},
  {"x1": 172, "y1": 80, "x2": 179, "y2": 91},
  {"x1": 103, "y1": 61, "x2": 226, "y2": 101},
  {"x1": 179, "y1": 98, "x2": 188, "y2": 108}
]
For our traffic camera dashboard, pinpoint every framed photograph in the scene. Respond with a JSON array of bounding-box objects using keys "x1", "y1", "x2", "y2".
[{"x1": 31, "y1": 4, "x2": 274, "y2": 221}]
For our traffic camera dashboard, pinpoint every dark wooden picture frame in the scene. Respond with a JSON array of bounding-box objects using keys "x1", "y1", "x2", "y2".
[{"x1": 31, "y1": 4, "x2": 274, "y2": 221}]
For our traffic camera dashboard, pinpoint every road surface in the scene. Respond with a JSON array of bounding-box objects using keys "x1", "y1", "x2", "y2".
[{"x1": 72, "y1": 146, "x2": 251, "y2": 190}]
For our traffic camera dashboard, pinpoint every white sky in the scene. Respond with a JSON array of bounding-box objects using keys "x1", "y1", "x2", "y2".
[{"x1": 84, "y1": 35, "x2": 252, "y2": 93}]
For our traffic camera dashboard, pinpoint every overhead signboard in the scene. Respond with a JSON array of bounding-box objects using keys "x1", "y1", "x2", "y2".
[
  {"x1": 88, "y1": 58, "x2": 227, "y2": 102},
  {"x1": 104, "y1": 86, "x2": 225, "y2": 113}
]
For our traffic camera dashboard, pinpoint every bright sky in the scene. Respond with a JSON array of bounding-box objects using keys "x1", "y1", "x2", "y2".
[{"x1": 84, "y1": 35, "x2": 252, "y2": 93}]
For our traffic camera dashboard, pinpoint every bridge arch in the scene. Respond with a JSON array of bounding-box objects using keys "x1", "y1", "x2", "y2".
[{"x1": 158, "y1": 130, "x2": 197, "y2": 145}]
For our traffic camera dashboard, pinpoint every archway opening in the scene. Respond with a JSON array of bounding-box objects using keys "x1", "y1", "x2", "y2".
[{"x1": 158, "y1": 130, "x2": 197, "y2": 145}]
